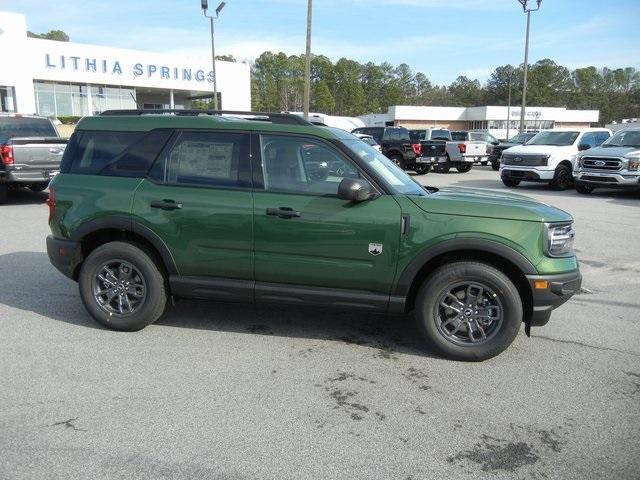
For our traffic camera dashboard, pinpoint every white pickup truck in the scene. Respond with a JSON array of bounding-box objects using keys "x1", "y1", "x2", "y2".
[
  {"x1": 500, "y1": 128, "x2": 612, "y2": 190},
  {"x1": 438, "y1": 131, "x2": 498, "y2": 173}
]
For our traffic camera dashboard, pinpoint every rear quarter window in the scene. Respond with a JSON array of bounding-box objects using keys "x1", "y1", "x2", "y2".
[{"x1": 61, "y1": 129, "x2": 172, "y2": 177}]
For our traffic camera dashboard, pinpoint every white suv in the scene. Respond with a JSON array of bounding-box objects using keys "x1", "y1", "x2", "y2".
[{"x1": 499, "y1": 128, "x2": 611, "y2": 190}]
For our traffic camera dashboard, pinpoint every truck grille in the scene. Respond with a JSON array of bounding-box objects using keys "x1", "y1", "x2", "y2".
[
  {"x1": 501, "y1": 153, "x2": 548, "y2": 166},
  {"x1": 581, "y1": 157, "x2": 622, "y2": 172}
]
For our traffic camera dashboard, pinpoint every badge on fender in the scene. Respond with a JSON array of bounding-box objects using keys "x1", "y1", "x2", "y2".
[{"x1": 368, "y1": 243, "x2": 383, "y2": 256}]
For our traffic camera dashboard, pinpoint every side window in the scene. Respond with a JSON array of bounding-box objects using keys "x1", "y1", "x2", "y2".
[
  {"x1": 150, "y1": 131, "x2": 251, "y2": 188},
  {"x1": 260, "y1": 135, "x2": 361, "y2": 196},
  {"x1": 383, "y1": 129, "x2": 400, "y2": 141},
  {"x1": 368, "y1": 129, "x2": 383, "y2": 143},
  {"x1": 595, "y1": 132, "x2": 610, "y2": 145},
  {"x1": 65, "y1": 130, "x2": 144, "y2": 175}
]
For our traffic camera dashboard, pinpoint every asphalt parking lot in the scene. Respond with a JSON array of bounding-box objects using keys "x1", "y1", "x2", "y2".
[{"x1": 1, "y1": 167, "x2": 638, "y2": 480}]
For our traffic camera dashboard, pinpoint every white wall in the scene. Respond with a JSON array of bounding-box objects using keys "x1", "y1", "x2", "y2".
[{"x1": 0, "y1": 11, "x2": 251, "y2": 113}]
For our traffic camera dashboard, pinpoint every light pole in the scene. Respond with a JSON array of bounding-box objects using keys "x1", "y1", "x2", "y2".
[
  {"x1": 516, "y1": 0, "x2": 541, "y2": 133},
  {"x1": 202, "y1": 0, "x2": 226, "y2": 110},
  {"x1": 506, "y1": 66, "x2": 514, "y2": 140},
  {"x1": 303, "y1": 0, "x2": 313, "y2": 120}
]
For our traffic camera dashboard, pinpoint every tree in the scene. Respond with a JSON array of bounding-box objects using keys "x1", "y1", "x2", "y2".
[
  {"x1": 215, "y1": 54, "x2": 236, "y2": 62},
  {"x1": 448, "y1": 76, "x2": 482, "y2": 106},
  {"x1": 27, "y1": 30, "x2": 69, "y2": 41},
  {"x1": 312, "y1": 80, "x2": 335, "y2": 113}
]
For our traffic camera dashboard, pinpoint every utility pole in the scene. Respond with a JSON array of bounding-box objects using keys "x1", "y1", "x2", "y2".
[
  {"x1": 303, "y1": 0, "x2": 313, "y2": 120},
  {"x1": 506, "y1": 67, "x2": 514, "y2": 140},
  {"x1": 517, "y1": 0, "x2": 542, "y2": 133},
  {"x1": 202, "y1": 1, "x2": 226, "y2": 110}
]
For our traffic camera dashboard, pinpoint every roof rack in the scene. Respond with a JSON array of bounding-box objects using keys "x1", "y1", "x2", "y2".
[{"x1": 99, "y1": 109, "x2": 313, "y2": 126}]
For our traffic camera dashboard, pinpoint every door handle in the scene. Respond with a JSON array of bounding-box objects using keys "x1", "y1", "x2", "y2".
[
  {"x1": 266, "y1": 207, "x2": 301, "y2": 219},
  {"x1": 151, "y1": 199, "x2": 182, "y2": 210}
]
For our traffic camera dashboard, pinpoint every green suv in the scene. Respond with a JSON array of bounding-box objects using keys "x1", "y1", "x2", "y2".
[{"x1": 46, "y1": 110, "x2": 582, "y2": 361}]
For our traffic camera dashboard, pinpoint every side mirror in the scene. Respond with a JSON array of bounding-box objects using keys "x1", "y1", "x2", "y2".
[
  {"x1": 338, "y1": 177, "x2": 375, "y2": 202},
  {"x1": 578, "y1": 143, "x2": 591, "y2": 151}
]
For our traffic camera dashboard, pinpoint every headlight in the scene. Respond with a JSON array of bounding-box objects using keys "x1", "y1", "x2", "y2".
[
  {"x1": 627, "y1": 157, "x2": 640, "y2": 171},
  {"x1": 544, "y1": 222, "x2": 575, "y2": 257}
]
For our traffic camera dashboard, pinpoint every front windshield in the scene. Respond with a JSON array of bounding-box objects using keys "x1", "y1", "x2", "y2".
[
  {"x1": 527, "y1": 131, "x2": 579, "y2": 146},
  {"x1": 342, "y1": 138, "x2": 427, "y2": 196},
  {"x1": 508, "y1": 133, "x2": 534, "y2": 144},
  {"x1": 602, "y1": 129, "x2": 640, "y2": 148}
]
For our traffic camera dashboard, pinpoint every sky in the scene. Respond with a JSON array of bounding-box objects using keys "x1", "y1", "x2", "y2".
[{"x1": 2, "y1": 0, "x2": 639, "y2": 85}]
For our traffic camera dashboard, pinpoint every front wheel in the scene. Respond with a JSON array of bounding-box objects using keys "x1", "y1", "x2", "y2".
[
  {"x1": 414, "y1": 262, "x2": 523, "y2": 361},
  {"x1": 575, "y1": 182, "x2": 594, "y2": 194},
  {"x1": 390, "y1": 154, "x2": 406, "y2": 170},
  {"x1": 414, "y1": 164, "x2": 431, "y2": 175},
  {"x1": 79, "y1": 241, "x2": 168, "y2": 331},
  {"x1": 551, "y1": 164, "x2": 573, "y2": 191},
  {"x1": 501, "y1": 177, "x2": 520, "y2": 187},
  {"x1": 456, "y1": 164, "x2": 472, "y2": 173}
]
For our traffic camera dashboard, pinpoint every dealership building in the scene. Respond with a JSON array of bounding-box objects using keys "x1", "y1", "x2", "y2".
[
  {"x1": 359, "y1": 105, "x2": 600, "y2": 139},
  {"x1": 0, "y1": 11, "x2": 250, "y2": 117}
]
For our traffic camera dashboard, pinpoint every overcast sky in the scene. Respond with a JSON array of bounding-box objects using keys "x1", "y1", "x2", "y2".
[{"x1": 2, "y1": 0, "x2": 638, "y2": 84}]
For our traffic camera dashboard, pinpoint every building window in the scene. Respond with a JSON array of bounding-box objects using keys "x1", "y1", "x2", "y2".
[
  {"x1": 34, "y1": 81, "x2": 137, "y2": 117},
  {"x1": 1, "y1": 86, "x2": 17, "y2": 112}
]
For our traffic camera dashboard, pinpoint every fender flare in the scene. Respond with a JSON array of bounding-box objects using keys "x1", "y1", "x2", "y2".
[
  {"x1": 70, "y1": 216, "x2": 179, "y2": 275},
  {"x1": 393, "y1": 238, "x2": 537, "y2": 297}
]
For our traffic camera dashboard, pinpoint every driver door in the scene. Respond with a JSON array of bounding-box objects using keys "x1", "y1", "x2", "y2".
[{"x1": 251, "y1": 133, "x2": 402, "y2": 297}]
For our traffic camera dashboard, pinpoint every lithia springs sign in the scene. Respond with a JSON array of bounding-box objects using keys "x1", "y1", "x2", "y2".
[{"x1": 44, "y1": 53, "x2": 215, "y2": 83}]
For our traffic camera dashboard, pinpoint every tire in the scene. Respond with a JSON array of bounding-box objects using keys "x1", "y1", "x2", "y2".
[
  {"x1": 414, "y1": 164, "x2": 431, "y2": 175},
  {"x1": 78, "y1": 241, "x2": 168, "y2": 331},
  {"x1": 390, "y1": 154, "x2": 406, "y2": 170},
  {"x1": 481, "y1": 161, "x2": 488, "y2": 166},
  {"x1": 575, "y1": 182, "x2": 594, "y2": 194},
  {"x1": 0, "y1": 184, "x2": 7, "y2": 204},
  {"x1": 491, "y1": 160, "x2": 500, "y2": 171},
  {"x1": 436, "y1": 156, "x2": 451, "y2": 174},
  {"x1": 550, "y1": 164, "x2": 573, "y2": 191},
  {"x1": 501, "y1": 177, "x2": 520, "y2": 187},
  {"x1": 456, "y1": 164, "x2": 472, "y2": 173},
  {"x1": 28, "y1": 182, "x2": 49, "y2": 192},
  {"x1": 414, "y1": 261, "x2": 523, "y2": 361}
]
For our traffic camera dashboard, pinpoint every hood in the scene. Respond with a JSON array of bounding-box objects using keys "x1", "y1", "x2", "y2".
[
  {"x1": 410, "y1": 187, "x2": 572, "y2": 223},
  {"x1": 580, "y1": 145, "x2": 640, "y2": 157},
  {"x1": 496, "y1": 142, "x2": 517, "y2": 148},
  {"x1": 505, "y1": 144, "x2": 576, "y2": 157}
]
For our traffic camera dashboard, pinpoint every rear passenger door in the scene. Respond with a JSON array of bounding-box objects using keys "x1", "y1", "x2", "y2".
[{"x1": 132, "y1": 130, "x2": 254, "y2": 284}]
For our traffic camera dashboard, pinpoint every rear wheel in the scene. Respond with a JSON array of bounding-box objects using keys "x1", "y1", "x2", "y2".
[
  {"x1": 0, "y1": 184, "x2": 7, "y2": 204},
  {"x1": 28, "y1": 182, "x2": 49, "y2": 192},
  {"x1": 414, "y1": 164, "x2": 431, "y2": 175},
  {"x1": 414, "y1": 262, "x2": 522, "y2": 361},
  {"x1": 390, "y1": 154, "x2": 406, "y2": 170},
  {"x1": 501, "y1": 177, "x2": 520, "y2": 187},
  {"x1": 436, "y1": 156, "x2": 451, "y2": 173},
  {"x1": 79, "y1": 241, "x2": 167, "y2": 331},
  {"x1": 551, "y1": 164, "x2": 573, "y2": 190},
  {"x1": 575, "y1": 182, "x2": 594, "y2": 194},
  {"x1": 456, "y1": 164, "x2": 472, "y2": 173},
  {"x1": 481, "y1": 160, "x2": 488, "y2": 166}
]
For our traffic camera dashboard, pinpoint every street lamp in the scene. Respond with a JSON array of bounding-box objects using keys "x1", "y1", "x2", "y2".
[
  {"x1": 506, "y1": 66, "x2": 515, "y2": 140},
  {"x1": 202, "y1": 0, "x2": 226, "y2": 110},
  {"x1": 516, "y1": 0, "x2": 541, "y2": 133}
]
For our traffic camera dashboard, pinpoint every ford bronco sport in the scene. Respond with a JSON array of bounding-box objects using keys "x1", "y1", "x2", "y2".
[{"x1": 47, "y1": 110, "x2": 582, "y2": 361}]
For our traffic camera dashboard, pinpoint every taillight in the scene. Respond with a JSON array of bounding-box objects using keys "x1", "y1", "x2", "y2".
[
  {"x1": 0, "y1": 144, "x2": 14, "y2": 165},
  {"x1": 412, "y1": 143, "x2": 422, "y2": 155},
  {"x1": 47, "y1": 186, "x2": 55, "y2": 221},
  {"x1": 458, "y1": 143, "x2": 466, "y2": 154}
]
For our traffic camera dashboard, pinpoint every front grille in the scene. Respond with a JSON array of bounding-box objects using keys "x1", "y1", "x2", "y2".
[
  {"x1": 581, "y1": 157, "x2": 622, "y2": 171},
  {"x1": 581, "y1": 175, "x2": 618, "y2": 183},
  {"x1": 501, "y1": 153, "x2": 548, "y2": 166}
]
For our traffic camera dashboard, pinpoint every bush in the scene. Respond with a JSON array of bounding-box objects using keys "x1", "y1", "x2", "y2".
[{"x1": 57, "y1": 116, "x2": 81, "y2": 125}]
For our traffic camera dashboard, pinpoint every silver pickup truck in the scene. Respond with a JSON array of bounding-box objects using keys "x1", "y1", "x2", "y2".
[{"x1": 0, "y1": 114, "x2": 67, "y2": 204}]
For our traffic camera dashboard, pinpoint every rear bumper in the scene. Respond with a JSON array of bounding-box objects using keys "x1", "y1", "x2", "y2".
[
  {"x1": 576, "y1": 172, "x2": 640, "y2": 188},
  {"x1": 0, "y1": 166, "x2": 57, "y2": 183},
  {"x1": 46, "y1": 235, "x2": 83, "y2": 280},
  {"x1": 415, "y1": 155, "x2": 446, "y2": 164},
  {"x1": 526, "y1": 269, "x2": 582, "y2": 326}
]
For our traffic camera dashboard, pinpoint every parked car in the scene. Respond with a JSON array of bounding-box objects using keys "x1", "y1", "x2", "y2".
[
  {"x1": 488, "y1": 132, "x2": 538, "y2": 170},
  {"x1": 47, "y1": 109, "x2": 581, "y2": 361},
  {"x1": 500, "y1": 128, "x2": 612, "y2": 190},
  {"x1": 574, "y1": 128, "x2": 640, "y2": 194},
  {"x1": 351, "y1": 126, "x2": 419, "y2": 171},
  {"x1": 437, "y1": 131, "x2": 497, "y2": 173},
  {"x1": 0, "y1": 113, "x2": 68, "y2": 204},
  {"x1": 353, "y1": 133, "x2": 381, "y2": 152},
  {"x1": 408, "y1": 128, "x2": 451, "y2": 174}
]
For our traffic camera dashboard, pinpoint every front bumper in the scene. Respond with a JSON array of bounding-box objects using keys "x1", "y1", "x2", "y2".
[
  {"x1": 576, "y1": 171, "x2": 640, "y2": 188},
  {"x1": 526, "y1": 269, "x2": 582, "y2": 327},
  {"x1": 500, "y1": 166, "x2": 555, "y2": 181},
  {"x1": 46, "y1": 235, "x2": 83, "y2": 280}
]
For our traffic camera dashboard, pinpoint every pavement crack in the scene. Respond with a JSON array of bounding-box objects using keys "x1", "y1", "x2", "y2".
[
  {"x1": 48, "y1": 417, "x2": 86, "y2": 432},
  {"x1": 534, "y1": 335, "x2": 640, "y2": 357}
]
